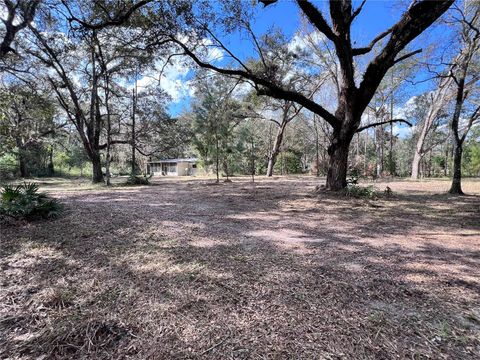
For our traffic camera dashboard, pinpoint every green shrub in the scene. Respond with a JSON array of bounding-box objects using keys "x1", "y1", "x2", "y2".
[
  {"x1": 345, "y1": 184, "x2": 377, "y2": 199},
  {"x1": 273, "y1": 150, "x2": 304, "y2": 174},
  {"x1": 0, "y1": 154, "x2": 18, "y2": 180},
  {"x1": 125, "y1": 174, "x2": 150, "y2": 186},
  {"x1": 344, "y1": 185, "x2": 395, "y2": 199},
  {"x1": 384, "y1": 186, "x2": 394, "y2": 197},
  {"x1": 0, "y1": 182, "x2": 62, "y2": 220}
]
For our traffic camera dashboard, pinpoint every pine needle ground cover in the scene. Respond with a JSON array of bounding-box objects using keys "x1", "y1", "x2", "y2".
[{"x1": 1, "y1": 177, "x2": 479, "y2": 359}]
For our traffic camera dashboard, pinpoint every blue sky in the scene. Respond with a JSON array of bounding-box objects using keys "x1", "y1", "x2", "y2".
[{"x1": 165, "y1": 0, "x2": 451, "y2": 131}]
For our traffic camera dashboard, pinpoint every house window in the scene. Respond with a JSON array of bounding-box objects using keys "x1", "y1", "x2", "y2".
[
  {"x1": 192, "y1": 164, "x2": 197, "y2": 168},
  {"x1": 168, "y1": 163, "x2": 176, "y2": 173}
]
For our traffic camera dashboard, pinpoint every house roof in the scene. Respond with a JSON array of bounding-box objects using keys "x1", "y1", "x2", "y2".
[{"x1": 148, "y1": 157, "x2": 198, "y2": 164}]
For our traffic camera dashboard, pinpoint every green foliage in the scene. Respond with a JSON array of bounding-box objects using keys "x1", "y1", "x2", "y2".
[
  {"x1": 20, "y1": 141, "x2": 53, "y2": 177},
  {"x1": 0, "y1": 182, "x2": 62, "y2": 220},
  {"x1": 0, "y1": 82, "x2": 59, "y2": 178},
  {"x1": 191, "y1": 72, "x2": 247, "y2": 177},
  {"x1": 345, "y1": 184, "x2": 394, "y2": 199},
  {"x1": 125, "y1": 174, "x2": 151, "y2": 186},
  {"x1": 0, "y1": 153, "x2": 17, "y2": 180},
  {"x1": 345, "y1": 184, "x2": 377, "y2": 199},
  {"x1": 468, "y1": 144, "x2": 480, "y2": 176},
  {"x1": 463, "y1": 130, "x2": 480, "y2": 176},
  {"x1": 273, "y1": 150, "x2": 303, "y2": 174},
  {"x1": 53, "y1": 145, "x2": 91, "y2": 178},
  {"x1": 386, "y1": 154, "x2": 397, "y2": 176}
]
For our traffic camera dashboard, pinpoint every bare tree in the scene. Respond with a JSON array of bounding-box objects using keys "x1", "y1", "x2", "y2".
[
  {"x1": 447, "y1": 2, "x2": 480, "y2": 194},
  {"x1": 411, "y1": 76, "x2": 454, "y2": 179},
  {"x1": 265, "y1": 101, "x2": 302, "y2": 176}
]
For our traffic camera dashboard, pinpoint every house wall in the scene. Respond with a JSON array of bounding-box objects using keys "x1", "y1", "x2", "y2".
[
  {"x1": 149, "y1": 163, "x2": 162, "y2": 175},
  {"x1": 148, "y1": 161, "x2": 198, "y2": 176},
  {"x1": 164, "y1": 163, "x2": 177, "y2": 176},
  {"x1": 176, "y1": 162, "x2": 189, "y2": 176}
]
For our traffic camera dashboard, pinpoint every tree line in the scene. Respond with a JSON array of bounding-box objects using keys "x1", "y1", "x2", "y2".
[{"x1": 0, "y1": 0, "x2": 478, "y2": 193}]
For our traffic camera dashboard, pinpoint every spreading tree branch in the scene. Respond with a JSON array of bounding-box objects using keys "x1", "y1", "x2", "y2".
[
  {"x1": 352, "y1": 28, "x2": 393, "y2": 56},
  {"x1": 393, "y1": 49, "x2": 422, "y2": 64},
  {"x1": 350, "y1": 0, "x2": 367, "y2": 24},
  {"x1": 61, "y1": 0, "x2": 152, "y2": 30},
  {"x1": 357, "y1": 0, "x2": 454, "y2": 116},
  {"x1": 169, "y1": 36, "x2": 340, "y2": 128},
  {"x1": 295, "y1": 0, "x2": 336, "y2": 42},
  {"x1": 356, "y1": 119, "x2": 412, "y2": 133}
]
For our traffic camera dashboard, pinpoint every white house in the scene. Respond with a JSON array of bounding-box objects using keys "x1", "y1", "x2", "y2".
[{"x1": 147, "y1": 158, "x2": 198, "y2": 176}]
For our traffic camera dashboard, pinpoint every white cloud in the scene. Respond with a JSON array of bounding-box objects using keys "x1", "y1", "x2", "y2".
[
  {"x1": 177, "y1": 33, "x2": 225, "y2": 63},
  {"x1": 287, "y1": 31, "x2": 325, "y2": 53},
  {"x1": 131, "y1": 35, "x2": 225, "y2": 104},
  {"x1": 133, "y1": 57, "x2": 193, "y2": 103},
  {"x1": 232, "y1": 81, "x2": 254, "y2": 100},
  {"x1": 393, "y1": 123, "x2": 414, "y2": 138},
  {"x1": 199, "y1": 38, "x2": 225, "y2": 63}
]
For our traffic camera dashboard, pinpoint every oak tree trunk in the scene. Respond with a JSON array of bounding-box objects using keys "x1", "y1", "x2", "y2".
[
  {"x1": 326, "y1": 133, "x2": 352, "y2": 191},
  {"x1": 19, "y1": 152, "x2": 28, "y2": 177},
  {"x1": 449, "y1": 141, "x2": 463, "y2": 194},
  {"x1": 91, "y1": 152, "x2": 104, "y2": 183}
]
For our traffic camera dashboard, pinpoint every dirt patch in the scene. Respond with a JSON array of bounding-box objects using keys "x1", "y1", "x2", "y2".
[{"x1": 1, "y1": 176, "x2": 479, "y2": 358}]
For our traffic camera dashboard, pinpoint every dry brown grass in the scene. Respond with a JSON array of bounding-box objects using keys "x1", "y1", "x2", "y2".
[{"x1": 1, "y1": 176, "x2": 479, "y2": 359}]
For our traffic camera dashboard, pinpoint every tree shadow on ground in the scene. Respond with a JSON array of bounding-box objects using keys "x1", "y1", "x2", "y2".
[{"x1": 1, "y1": 179, "x2": 479, "y2": 359}]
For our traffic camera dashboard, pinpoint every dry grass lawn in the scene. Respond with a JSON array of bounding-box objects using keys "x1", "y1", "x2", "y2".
[{"x1": 1, "y1": 176, "x2": 480, "y2": 359}]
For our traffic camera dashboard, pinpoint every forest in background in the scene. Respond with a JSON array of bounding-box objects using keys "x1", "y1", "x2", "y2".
[{"x1": 0, "y1": 0, "x2": 479, "y2": 192}]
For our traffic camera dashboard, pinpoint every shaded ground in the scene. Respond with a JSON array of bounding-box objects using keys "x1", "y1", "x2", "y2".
[{"x1": 1, "y1": 176, "x2": 480, "y2": 359}]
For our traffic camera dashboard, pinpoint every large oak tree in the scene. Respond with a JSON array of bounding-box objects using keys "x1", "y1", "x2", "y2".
[{"x1": 169, "y1": 0, "x2": 453, "y2": 190}]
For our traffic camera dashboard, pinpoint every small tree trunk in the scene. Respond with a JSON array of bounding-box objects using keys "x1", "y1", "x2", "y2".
[
  {"x1": 266, "y1": 123, "x2": 286, "y2": 177},
  {"x1": 105, "y1": 153, "x2": 111, "y2": 186},
  {"x1": 428, "y1": 150, "x2": 433, "y2": 177},
  {"x1": 250, "y1": 134, "x2": 255, "y2": 183},
  {"x1": 388, "y1": 122, "x2": 395, "y2": 176},
  {"x1": 449, "y1": 140, "x2": 463, "y2": 194},
  {"x1": 19, "y1": 153, "x2": 28, "y2": 177},
  {"x1": 363, "y1": 130, "x2": 368, "y2": 176},
  {"x1": 215, "y1": 131, "x2": 219, "y2": 183},
  {"x1": 131, "y1": 75, "x2": 137, "y2": 176},
  {"x1": 444, "y1": 146, "x2": 449, "y2": 177},
  {"x1": 47, "y1": 146, "x2": 54, "y2": 176},
  {"x1": 16, "y1": 139, "x2": 29, "y2": 177},
  {"x1": 314, "y1": 116, "x2": 320, "y2": 177},
  {"x1": 411, "y1": 151, "x2": 422, "y2": 179},
  {"x1": 375, "y1": 125, "x2": 384, "y2": 177},
  {"x1": 91, "y1": 153, "x2": 104, "y2": 183},
  {"x1": 223, "y1": 156, "x2": 230, "y2": 181},
  {"x1": 104, "y1": 75, "x2": 112, "y2": 186}
]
